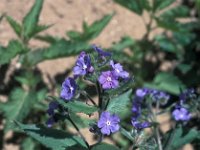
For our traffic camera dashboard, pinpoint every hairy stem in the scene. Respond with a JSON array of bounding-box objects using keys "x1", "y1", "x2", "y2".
[{"x1": 68, "y1": 115, "x2": 90, "y2": 148}]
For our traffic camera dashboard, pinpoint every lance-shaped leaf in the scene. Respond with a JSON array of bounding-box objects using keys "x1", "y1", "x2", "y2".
[
  {"x1": 153, "y1": 0, "x2": 174, "y2": 11},
  {"x1": 106, "y1": 89, "x2": 132, "y2": 117},
  {"x1": 22, "y1": 0, "x2": 43, "y2": 38},
  {"x1": 67, "y1": 14, "x2": 113, "y2": 42},
  {"x1": 22, "y1": 39, "x2": 90, "y2": 65},
  {"x1": 0, "y1": 88, "x2": 37, "y2": 132},
  {"x1": 144, "y1": 72, "x2": 186, "y2": 95},
  {"x1": 16, "y1": 122, "x2": 88, "y2": 150},
  {"x1": 58, "y1": 100, "x2": 98, "y2": 115},
  {"x1": 6, "y1": 16, "x2": 22, "y2": 37},
  {"x1": 0, "y1": 40, "x2": 24, "y2": 65}
]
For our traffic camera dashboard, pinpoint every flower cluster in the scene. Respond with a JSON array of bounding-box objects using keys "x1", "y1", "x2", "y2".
[
  {"x1": 131, "y1": 89, "x2": 151, "y2": 130},
  {"x1": 98, "y1": 60, "x2": 129, "y2": 90},
  {"x1": 172, "y1": 89, "x2": 194, "y2": 122},
  {"x1": 46, "y1": 101, "x2": 59, "y2": 127}
]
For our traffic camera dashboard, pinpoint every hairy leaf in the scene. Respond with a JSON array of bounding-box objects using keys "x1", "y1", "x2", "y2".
[
  {"x1": 153, "y1": 0, "x2": 174, "y2": 11},
  {"x1": 0, "y1": 40, "x2": 24, "y2": 65},
  {"x1": 107, "y1": 89, "x2": 132, "y2": 117},
  {"x1": 6, "y1": 16, "x2": 22, "y2": 37},
  {"x1": 0, "y1": 88, "x2": 37, "y2": 131},
  {"x1": 91, "y1": 143, "x2": 120, "y2": 150},
  {"x1": 22, "y1": 0, "x2": 44, "y2": 38},
  {"x1": 58, "y1": 100, "x2": 98, "y2": 115},
  {"x1": 114, "y1": 0, "x2": 143, "y2": 15},
  {"x1": 144, "y1": 72, "x2": 186, "y2": 95},
  {"x1": 22, "y1": 39, "x2": 90, "y2": 65},
  {"x1": 67, "y1": 14, "x2": 113, "y2": 42},
  {"x1": 16, "y1": 122, "x2": 88, "y2": 150}
]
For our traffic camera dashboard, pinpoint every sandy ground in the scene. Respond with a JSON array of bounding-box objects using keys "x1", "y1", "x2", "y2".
[{"x1": 0, "y1": 0, "x2": 193, "y2": 150}]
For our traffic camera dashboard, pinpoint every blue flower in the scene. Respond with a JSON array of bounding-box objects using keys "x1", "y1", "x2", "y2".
[
  {"x1": 131, "y1": 120, "x2": 151, "y2": 130},
  {"x1": 92, "y1": 45, "x2": 111, "y2": 58},
  {"x1": 97, "y1": 111, "x2": 120, "y2": 135},
  {"x1": 98, "y1": 71, "x2": 119, "y2": 89},
  {"x1": 179, "y1": 88, "x2": 195, "y2": 103},
  {"x1": 46, "y1": 117, "x2": 55, "y2": 128},
  {"x1": 110, "y1": 60, "x2": 129, "y2": 79},
  {"x1": 172, "y1": 107, "x2": 191, "y2": 121},
  {"x1": 47, "y1": 101, "x2": 59, "y2": 116},
  {"x1": 60, "y1": 77, "x2": 77, "y2": 100},
  {"x1": 73, "y1": 51, "x2": 93, "y2": 76}
]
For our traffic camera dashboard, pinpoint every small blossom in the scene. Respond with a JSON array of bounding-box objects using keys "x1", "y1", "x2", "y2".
[
  {"x1": 132, "y1": 102, "x2": 141, "y2": 119},
  {"x1": 179, "y1": 88, "x2": 195, "y2": 103},
  {"x1": 131, "y1": 120, "x2": 151, "y2": 130},
  {"x1": 110, "y1": 60, "x2": 129, "y2": 79},
  {"x1": 60, "y1": 77, "x2": 77, "y2": 100},
  {"x1": 98, "y1": 71, "x2": 119, "y2": 89},
  {"x1": 46, "y1": 117, "x2": 55, "y2": 128},
  {"x1": 97, "y1": 111, "x2": 120, "y2": 135},
  {"x1": 47, "y1": 101, "x2": 59, "y2": 116},
  {"x1": 92, "y1": 45, "x2": 111, "y2": 58},
  {"x1": 172, "y1": 107, "x2": 191, "y2": 121},
  {"x1": 73, "y1": 51, "x2": 93, "y2": 76},
  {"x1": 136, "y1": 88, "x2": 149, "y2": 98}
]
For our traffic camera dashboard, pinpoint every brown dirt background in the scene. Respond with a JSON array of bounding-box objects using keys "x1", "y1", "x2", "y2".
[{"x1": 0, "y1": 0, "x2": 193, "y2": 149}]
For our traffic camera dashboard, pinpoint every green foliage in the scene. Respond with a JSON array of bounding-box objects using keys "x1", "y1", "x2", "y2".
[
  {"x1": 91, "y1": 143, "x2": 120, "y2": 150},
  {"x1": 114, "y1": 0, "x2": 150, "y2": 15},
  {"x1": 21, "y1": 138, "x2": 38, "y2": 150},
  {"x1": 153, "y1": 0, "x2": 175, "y2": 11},
  {"x1": 107, "y1": 89, "x2": 132, "y2": 117},
  {"x1": 67, "y1": 14, "x2": 113, "y2": 42},
  {"x1": 6, "y1": 16, "x2": 22, "y2": 37},
  {"x1": 57, "y1": 99, "x2": 98, "y2": 115},
  {"x1": 0, "y1": 40, "x2": 24, "y2": 65},
  {"x1": 22, "y1": 0, "x2": 44, "y2": 39},
  {"x1": 163, "y1": 126, "x2": 200, "y2": 150},
  {"x1": 0, "y1": 88, "x2": 37, "y2": 131},
  {"x1": 16, "y1": 122, "x2": 88, "y2": 150},
  {"x1": 145, "y1": 72, "x2": 186, "y2": 95}
]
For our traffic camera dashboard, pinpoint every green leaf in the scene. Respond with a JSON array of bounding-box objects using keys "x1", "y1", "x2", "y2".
[
  {"x1": 0, "y1": 40, "x2": 24, "y2": 65},
  {"x1": 22, "y1": 39, "x2": 90, "y2": 65},
  {"x1": 160, "y1": 5, "x2": 190, "y2": 20},
  {"x1": 21, "y1": 137, "x2": 38, "y2": 150},
  {"x1": 154, "y1": 35, "x2": 177, "y2": 53},
  {"x1": 67, "y1": 14, "x2": 113, "y2": 42},
  {"x1": 31, "y1": 24, "x2": 52, "y2": 37},
  {"x1": 35, "y1": 35, "x2": 61, "y2": 43},
  {"x1": 58, "y1": 100, "x2": 98, "y2": 115},
  {"x1": 0, "y1": 88, "x2": 37, "y2": 132},
  {"x1": 153, "y1": 0, "x2": 174, "y2": 11},
  {"x1": 91, "y1": 143, "x2": 120, "y2": 150},
  {"x1": 120, "y1": 128, "x2": 134, "y2": 141},
  {"x1": 177, "y1": 63, "x2": 192, "y2": 74},
  {"x1": 112, "y1": 36, "x2": 135, "y2": 52},
  {"x1": 22, "y1": 0, "x2": 44, "y2": 38},
  {"x1": 163, "y1": 126, "x2": 200, "y2": 150},
  {"x1": 16, "y1": 122, "x2": 88, "y2": 150},
  {"x1": 106, "y1": 89, "x2": 132, "y2": 117},
  {"x1": 6, "y1": 16, "x2": 22, "y2": 37},
  {"x1": 144, "y1": 72, "x2": 186, "y2": 95},
  {"x1": 114, "y1": 0, "x2": 143, "y2": 15}
]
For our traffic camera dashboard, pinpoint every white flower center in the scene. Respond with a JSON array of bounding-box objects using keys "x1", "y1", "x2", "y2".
[
  {"x1": 106, "y1": 76, "x2": 112, "y2": 82},
  {"x1": 106, "y1": 120, "x2": 111, "y2": 126},
  {"x1": 115, "y1": 69, "x2": 120, "y2": 73},
  {"x1": 83, "y1": 64, "x2": 87, "y2": 70},
  {"x1": 70, "y1": 87, "x2": 74, "y2": 91}
]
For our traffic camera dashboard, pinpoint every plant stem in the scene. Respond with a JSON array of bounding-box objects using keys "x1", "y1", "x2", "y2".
[
  {"x1": 154, "y1": 101, "x2": 163, "y2": 150},
  {"x1": 81, "y1": 91, "x2": 97, "y2": 106},
  {"x1": 68, "y1": 115, "x2": 90, "y2": 149}
]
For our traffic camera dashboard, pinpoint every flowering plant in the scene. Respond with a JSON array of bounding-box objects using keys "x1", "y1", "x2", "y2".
[{"x1": 15, "y1": 46, "x2": 200, "y2": 150}]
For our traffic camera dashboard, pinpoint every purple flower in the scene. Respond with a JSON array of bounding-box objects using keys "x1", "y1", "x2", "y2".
[
  {"x1": 131, "y1": 120, "x2": 151, "y2": 130},
  {"x1": 136, "y1": 88, "x2": 149, "y2": 98},
  {"x1": 73, "y1": 51, "x2": 93, "y2": 76},
  {"x1": 47, "y1": 101, "x2": 59, "y2": 116},
  {"x1": 98, "y1": 71, "x2": 119, "y2": 89},
  {"x1": 92, "y1": 45, "x2": 111, "y2": 58},
  {"x1": 179, "y1": 88, "x2": 195, "y2": 103},
  {"x1": 150, "y1": 90, "x2": 170, "y2": 105},
  {"x1": 97, "y1": 111, "x2": 120, "y2": 135},
  {"x1": 110, "y1": 60, "x2": 129, "y2": 79},
  {"x1": 46, "y1": 117, "x2": 55, "y2": 128},
  {"x1": 172, "y1": 107, "x2": 191, "y2": 121},
  {"x1": 60, "y1": 77, "x2": 77, "y2": 100},
  {"x1": 132, "y1": 102, "x2": 141, "y2": 119}
]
